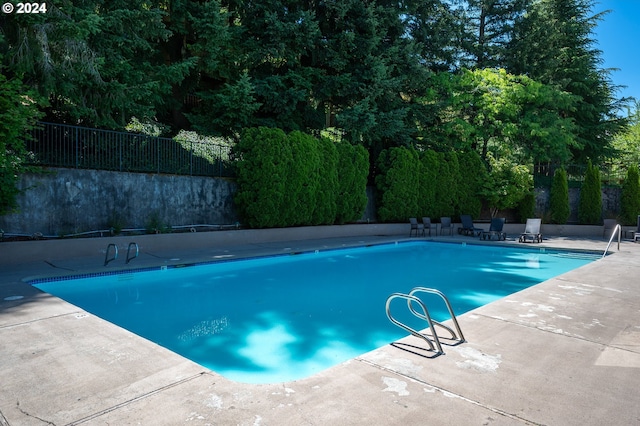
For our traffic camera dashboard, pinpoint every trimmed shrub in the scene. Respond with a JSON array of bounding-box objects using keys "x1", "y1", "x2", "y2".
[
  {"x1": 457, "y1": 149, "x2": 486, "y2": 218},
  {"x1": 517, "y1": 191, "x2": 536, "y2": 223},
  {"x1": 549, "y1": 168, "x2": 570, "y2": 224},
  {"x1": 418, "y1": 149, "x2": 439, "y2": 218},
  {"x1": 335, "y1": 143, "x2": 369, "y2": 224},
  {"x1": 234, "y1": 127, "x2": 291, "y2": 228},
  {"x1": 620, "y1": 165, "x2": 640, "y2": 225},
  {"x1": 432, "y1": 151, "x2": 457, "y2": 218},
  {"x1": 312, "y1": 136, "x2": 339, "y2": 225},
  {"x1": 234, "y1": 127, "x2": 368, "y2": 228},
  {"x1": 578, "y1": 160, "x2": 602, "y2": 224},
  {"x1": 376, "y1": 147, "x2": 420, "y2": 222},
  {"x1": 286, "y1": 131, "x2": 321, "y2": 225}
]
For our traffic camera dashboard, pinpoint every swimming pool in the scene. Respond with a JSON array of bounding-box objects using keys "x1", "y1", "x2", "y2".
[{"x1": 32, "y1": 241, "x2": 598, "y2": 383}]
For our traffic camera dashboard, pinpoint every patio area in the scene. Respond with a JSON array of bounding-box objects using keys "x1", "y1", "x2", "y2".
[{"x1": 1, "y1": 226, "x2": 639, "y2": 425}]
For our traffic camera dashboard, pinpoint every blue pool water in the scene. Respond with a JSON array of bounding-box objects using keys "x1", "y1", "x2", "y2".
[{"x1": 33, "y1": 241, "x2": 597, "y2": 383}]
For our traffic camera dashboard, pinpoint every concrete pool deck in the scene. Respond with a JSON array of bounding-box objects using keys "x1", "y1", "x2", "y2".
[{"x1": 1, "y1": 226, "x2": 640, "y2": 425}]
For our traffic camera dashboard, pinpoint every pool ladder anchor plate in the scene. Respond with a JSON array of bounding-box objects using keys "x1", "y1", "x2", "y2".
[{"x1": 385, "y1": 287, "x2": 465, "y2": 358}]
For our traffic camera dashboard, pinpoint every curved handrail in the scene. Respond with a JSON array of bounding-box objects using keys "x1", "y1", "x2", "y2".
[
  {"x1": 408, "y1": 287, "x2": 465, "y2": 343},
  {"x1": 126, "y1": 242, "x2": 139, "y2": 264},
  {"x1": 104, "y1": 243, "x2": 118, "y2": 266},
  {"x1": 603, "y1": 224, "x2": 621, "y2": 258},
  {"x1": 385, "y1": 293, "x2": 443, "y2": 355}
]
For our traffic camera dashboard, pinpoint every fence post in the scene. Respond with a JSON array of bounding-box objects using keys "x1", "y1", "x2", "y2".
[{"x1": 75, "y1": 126, "x2": 79, "y2": 168}]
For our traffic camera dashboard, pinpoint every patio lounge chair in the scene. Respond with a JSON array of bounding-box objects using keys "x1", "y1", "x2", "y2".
[
  {"x1": 519, "y1": 218, "x2": 542, "y2": 243},
  {"x1": 440, "y1": 217, "x2": 453, "y2": 236},
  {"x1": 409, "y1": 217, "x2": 424, "y2": 237},
  {"x1": 603, "y1": 219, "x2": 617, "y2": 239},
  {"x1": 481, "y1": 218, "x2": 506, "y2": 241},
  {"x1": 422, "y1": 217, "x2": 435, "y2": 237},
  {"x1": 458, "y1": 214, "x2": 483, "y2": 236}
]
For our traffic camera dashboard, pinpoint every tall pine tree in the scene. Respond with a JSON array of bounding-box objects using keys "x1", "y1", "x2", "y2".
[{"x1": 506, "y1": 0, "x2": 626, "y2": 163}]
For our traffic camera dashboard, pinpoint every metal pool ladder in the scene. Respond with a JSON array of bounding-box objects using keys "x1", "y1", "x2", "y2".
[
  {"x1": 385, "y1": 287, "x2": 465, "y2": 357},
  {"x1": 104, "y1": 242, "x2": 139, "y2": 266},
  {"x1": 603, "y1": 224, "x2": 621, "y2": 258}
]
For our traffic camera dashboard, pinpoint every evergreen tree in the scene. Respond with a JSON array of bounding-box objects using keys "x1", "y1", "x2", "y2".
[
  {"x1": 335, "y1": 143, "x2": 369, "y2": 224},
  {"x1": 233, "y1": 127, "x2": 292, "y2": 228},
  {"x1": 418, "y1": 150, "x2": 440, "y2": 218},
  {"x1": 457, "y1": 149, "x2": 487, "y2": 218},
  {"x1": 506, "y1": 0, "x2": 627, "y2": 163},
  {"x1": 404, "y1": 0, "x2": 461, "y2": 72},
  {"x1": 375, "y1": 147, "x2": 421, "y2": 222},
  {"x1": 549, "y1": 168, "x2": 570, "y2": 224},
  {"x1": 0, "y1": 1, "x2": 193, "y2": 129},
  {"x1": 453, "y1": 0, "x2": 530, "y2": 69},
  {"x1": 433, "y1": 151, "x2": 459, "y2": 218},
  {"x1": 577, "y1": 160, "x2": 602, "y2": 224},
  {"x1": 0, "y1": 47, "x2": 43, "y2": 215},
  {"x1": 312, "y1": 137, "x2": 340, "y2": 225},
  {"x1": 620, "y1": 165, "x2": 640, "y2": 226}
]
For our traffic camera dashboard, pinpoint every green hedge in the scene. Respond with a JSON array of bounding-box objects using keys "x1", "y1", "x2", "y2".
[
  {"x1": 376, "y1": 147, "x2": 487, "y2": 222},
  {"x1": 549, "y1": 168, "x2": 570, "y2": 224},
  {"x1": 234, "y1": 127, "x2": 291, "y2": 228},
  {"x1": 335, "y1": 143, "x2": 369, "y2": 224},
  {"x1": 578, "y1": 160, "x2": 602, "y2": 225},
  {"x1": 233, "y1": 127, "x2": 368, "y2": 228},
  {"x1": 375, "y1": 147, "x2": 421, "y2": 222},
  {"x1": 620, "y1": 165, "x2": 640, "y2": 226}
]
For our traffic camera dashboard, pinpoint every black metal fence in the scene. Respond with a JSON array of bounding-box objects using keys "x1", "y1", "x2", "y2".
[
  {"x1": 26, "y1": 122, "x2": 234, "y2": 177},
  {"x1": 533, "y1": 163, "x2": 625, "y2": 188}
]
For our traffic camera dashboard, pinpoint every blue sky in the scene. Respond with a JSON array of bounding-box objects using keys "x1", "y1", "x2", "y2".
[{"x1": 593, "y1": 1, "x2": 639, "y2": 107}]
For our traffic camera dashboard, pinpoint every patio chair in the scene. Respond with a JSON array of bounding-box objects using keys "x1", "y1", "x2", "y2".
[
  {"x1": 440, "y1": 217, "x2": 453, "y2": 236},
  {"x1": 422, "y1": 217, "x2": 435, "y2": 237},
  {"x1": 519, "y1": 218, "x2": 542, "y2": 243},
  {"x1": 481, "y1": 218, "x2": 506, "y2": 241},
  {"x1": 409, "y1": 217, "x2": 424, "y2": 237},
  {"x1": 603, "y1": 219, "x2": 617, "y2": 239},
  {"x1": 634, "y1": 215, "x2": 640, "y2": 243},
  {"x1": 458, "y1": 214, "x2": 483, "y2": 236}
]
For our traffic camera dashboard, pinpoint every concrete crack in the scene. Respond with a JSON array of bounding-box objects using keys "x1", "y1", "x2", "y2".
[{"x1": 16, "y1": 400, "x2": 56, "y2": 425}]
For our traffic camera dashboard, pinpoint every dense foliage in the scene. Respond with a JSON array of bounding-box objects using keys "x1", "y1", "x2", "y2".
[
  {"x1": 0, "y1": 48, "x2": 43, "y2": 215},
  {"x1": 620, "y1": 166, "x2": 640, "y2": 226},
  {"x1": 1, "y1": 0, "x2": 633, "y2": 225},
  {"x1": 233, "y1": 128, "x2": 368, "y2": 228},
  {"x1": 577, "y1": 160, "x2": 602, "y2": 224},
  {"x1": 481, "y1": 155, "x2": 533, "y2": 217},
  {"x1": 506, "y1": 0, "x2": 627, "y2": 163},
  {"x1": 375, "y1": 147, "x2": 495, "y2": 222},
  {"x1": 335, "y1": 143, "x2": 370, "y2": 224},
  {"x1": 549, "y1": 168, "x2": 571, "y2": 224},
  {"x1": 1, "y1": 0, "x2": 626, "y2": 156}
]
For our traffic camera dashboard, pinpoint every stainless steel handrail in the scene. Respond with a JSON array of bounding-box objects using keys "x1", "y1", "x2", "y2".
[
  {"x1": 603, "y1": 224, "x2": 621, "y2": 258},
  {"x1": 126, "y1": 242, "x2": 139, "y2": 264},
  {"x1": 385, "y1": 293, "x2": 443, "y2": 355},
  {"x1": 408, "y1": 287, "x2": 465, "y2": 343},
  {"x1": 104, "y1": 243, "x2": 118, "y2": 266}
]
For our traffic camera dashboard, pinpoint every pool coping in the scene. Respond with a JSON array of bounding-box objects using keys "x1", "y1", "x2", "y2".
[
  {"x1": 23, "y1": 238, "x2": 603, "y2": 285},
  {"x1": 2, "y1": 231, "x2": 640, "y2": 425}
]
